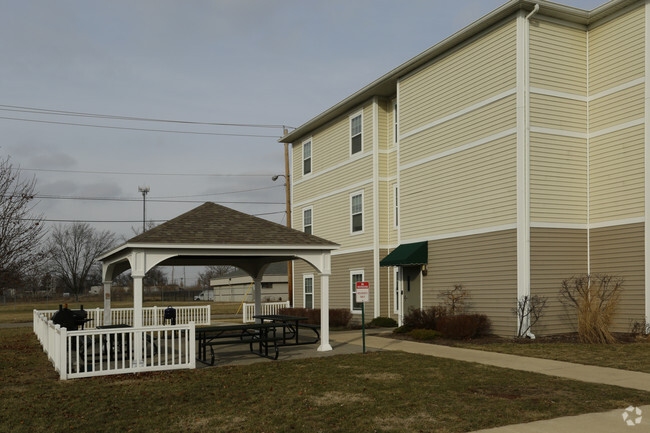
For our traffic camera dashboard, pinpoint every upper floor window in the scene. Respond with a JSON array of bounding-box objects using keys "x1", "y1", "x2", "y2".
[
  {"x1": 350, "y1": 113, "x2": 362, "y2": 155},
  {"x1": 303, "y1": 207, "x2": 312, "y2": 235},
  {"x1": 351, "y1": 191, "x2": 364, "y2": 233},
  {"x1": 393, "y1": 100, "x2": 398, "y2": 144},
  {"x1": 303, "y1": 139, "x2": 312, "y2": 175}
]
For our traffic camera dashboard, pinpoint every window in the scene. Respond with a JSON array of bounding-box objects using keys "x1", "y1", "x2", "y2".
[
  {"x1": 393, "y1": 184, "x2": 399, "y2": 228},
  {"x1": 351, "y1": 271, "x2": 364, "y2": 312},
  {"x1": 393, "y1": 100, "x2": 398, "y2": 144},
  {"x1": 351, "y1": 191, "x2": 364, "y2": 233},
  {"x1": 303, "y1": 207, "x2": 312, "y2": 235},
  {"x1": 350, "y1": 113, "x2": 362, "y2": 154},
  {"x1": 304, "y1": 275, "x2": 314, "y2": 309},
  {"x1": 303, "y1": 139, "x2": 312, "y2": 175}
]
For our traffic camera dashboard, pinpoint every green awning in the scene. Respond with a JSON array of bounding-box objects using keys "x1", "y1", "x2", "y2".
[{"x1": 380, "y1": 241, "x2": 428, "y2": 267}]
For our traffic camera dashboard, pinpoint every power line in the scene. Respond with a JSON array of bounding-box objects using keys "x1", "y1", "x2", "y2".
[
  {"x1": 0, "y1": 115, "x2": 282, "y2": 138},
  {"x1": 0, "y1": 104, "x2": 294, "y2": 129},
  {"x1": 22, "y1": 210, "x2": 285, "y2": 224},
  {"x1": 18, "y1": 167, "x2": 276, "y2": 177},
  {"x1": 28, "y1": 195, "x2": 284, "y2": 205}
]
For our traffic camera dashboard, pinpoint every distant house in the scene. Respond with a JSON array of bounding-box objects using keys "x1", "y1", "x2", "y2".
[
  {"x1": 280, "y1": 0, "x2": 650, "y2": 336},
  {"x1": 210, "y1": 262, "x2": 288, "y2": 303}
]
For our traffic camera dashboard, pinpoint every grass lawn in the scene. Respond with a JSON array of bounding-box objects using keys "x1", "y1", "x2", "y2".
[
  {"x1": 2, "y1": 327, "x2": 650, "y2": 433},
  {"x1": 451, "y1": 339, "x2": 650, "y2": 374}
]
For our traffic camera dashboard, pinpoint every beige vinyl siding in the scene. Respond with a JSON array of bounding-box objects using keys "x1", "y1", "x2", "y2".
[
  {"x1": 400, "y1": 135, "x2": 517, "y2": 239},
  {"x1": 330, "y1": 251, "x2": 375, "y2": 314},
  {"x1": 291, "y1": 137, "x2": 308, "y2": 184},
  {"x1": 530, "y1": 133, "x2": 587, "y2": 223},
  {"x1": 294, "y1": 260, "x2": 321, "y2": 309},
  {"x1": 293, "y1": 155, "x2": 373, "y2": 205},
  {"x1": 588, "y1": 5, "x2": 645, "y2": 95},
  {"x1": 377, "y1": 99, "x2": 389, "y2": 151},
  {"x1": 589, "y1": 124, "x2": 644, "y2": 222},
  {"x1": 388, "y1": 150, "x2": 397, "y2": 177},
  {"x1": 399, "y1": 20, "x2": 516, "y2": 135},
  {"x1": 589, "y1": 83, "x2": 644, "y2": 131},
  {"x1": 423, "y1": 230, "x2": 517, "y2": 337},
  {"x1": 529, "y1": 19, "x2": 587, "y2": 95},
  {"x1": 530, "y1": 228, "x2": 588, "y2": 335},
  {"x1": 399, "y1": 94, "x2": 516, "y2": 166},
  {"x1": 378, "y1": 180, "x2": 389, "y2": 244},
  {"x1": 590, "y1": 223, "x2": 645, "y2": 333},
  {"x1": 300, "y1": 189, "x2": 373, "y2": 250},
  {"x1": 378, "y1": 251, "x2": 391, "y2": 317},
  {"x1": 529, "y1": 94, "x2": 586, "y2": 133}
]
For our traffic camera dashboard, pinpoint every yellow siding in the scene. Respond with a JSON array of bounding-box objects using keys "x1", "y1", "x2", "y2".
[
  {"x1": 330, "y1": 251, "x2": 376, "y2": 313},
  {"x1": 589, "y1": 83, "x2": 644, "y2": 131},
  {"x1": 590, "y1": 223, "x2": 645, "y2": 332},
  {"x1": 423, "y1": 230, "x2": 517, "y2": 337},
  {"x1": 589, "y1": 124, "x2": 644, "y2": 222},
  {"x1": 529, "y1": 94, "x2": 586, "y2": 133},
  {"x1": 378, "y1": 180, "x2": 389, "y2": 244},
  {"x1": 293, "y1": 155, "x2": 372, "y2": 204},
  {"x1": 400, "y1": 135, "x2": 517, "y2": 239},
  {"x1": 530, "y1": 228, "x2": 588, "y2": 335},
  {"x1": 377, "y1": 99, "x2": 389, "y2": 151},
  {"x1": 530, "y1": 19, "x2": 587, "y2": 95},
  {"x1": 378, "y1": 152, "x2": 388, "y2": 179},
  {"x1": 399, "y1": 20, "x2": 516, "y2": 135},
  {"x1": 530, "y1": 133, "x2": 587, "y2": 223},
  {"x1": 589, "y1": 5, "x2": 645, "y2": 95},
  {"x1": 400, "y1": 94, "x2": 517, "y2": 166},
  {"x1": 293, "y1": 260, "x2": 321, "y2": 309}
]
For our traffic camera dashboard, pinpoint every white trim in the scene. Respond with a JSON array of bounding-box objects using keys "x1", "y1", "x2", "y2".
[
  {"x1": 645, "y1": 0, "x2": 650, "y2": 324},
  {"x1": 350, "y1": 269, "x2": 365, "y2": 314},
  {"x1": 372, "y1": 98, "x2": 380, "y2": 318},
  {"x1": 400, "y1": 128, "x2": 517, "y2": 171},
  {"x1": 530, "y1": 222, "x2": 587, "y2": 230},
  {"x1": 378, "y1": 175, "x2": 397, "y2": 182},
  {"x1": 293, "y1": 151, "x2": 373, "y2": 187},
  {"x1": 392, "y1": 98, "x2": 399, "y2": 145},
  {"x1": 331, "y1": 246, "x2": 374, "y2": 256},
  {"x1": 290, "y1": 142, "x2": 295, "y2": 230},
  {"x1": 350, "y1": 190, "x2": 365, "y2": 235},
  {"x1": 400, "y1": 223, "x2": 518, "y2": 245},
  {"x1": 302, "y1": 206, "x2": 313, "y2": 235},
  {"x1": 303, "y1": 274, "x2": 314, "y2": 309},
  {"x1": 399, "y1": 88, "x2": 516, "y2": 141},
  {"x1": 586, "y1": 28, "x2": 591, "y2": 276},
  {"x1": 589, "y1": 118, "x2": 645, "y2": 138},
  {"x1": 589, "y1": 77, "x2": 645, "y2": 101},
  {"x1": 378, "y1": 147, "x2": 397, "y2": 155},
  {"x1": 529, "y1": 126, "x2": 587, "y2": 139},
  {"x1": 590, "y1": 216, "x2": 645, "y2": 229},
  {"x1": 350, "y1": 110, "x2": 363, "y2": 156},
  {"x1": 292, "y1": 178, "x2": 373, "y2": 208},
  {"x1": 302, "y1": 138, "x2": 313, "y2": 176},
  {"x1": 529, "y1": 86, "x2": 587, "y2": 102},
  {"x1": 393, "y1": 183, "x2": 399, "y2": 229},
  {"x1": 393, "y1": 267, "x2": 400, "y2": 315},
  {"x1": 396, "y1": 80, "x2": 401, "y2": 244}
]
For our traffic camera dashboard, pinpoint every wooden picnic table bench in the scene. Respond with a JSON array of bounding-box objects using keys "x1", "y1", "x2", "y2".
[{"x1": 195, "y1": 323, "x2": 287, "y2": 366}]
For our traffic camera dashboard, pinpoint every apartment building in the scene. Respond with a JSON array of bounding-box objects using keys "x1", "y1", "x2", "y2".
[{"x1": 280, "y1": 0, "x2": 649, "y2": 336}]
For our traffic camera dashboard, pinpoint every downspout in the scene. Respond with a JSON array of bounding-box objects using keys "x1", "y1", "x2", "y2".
[{"x1": 524, "y1": 3, "x2": 539, "y2": 340}]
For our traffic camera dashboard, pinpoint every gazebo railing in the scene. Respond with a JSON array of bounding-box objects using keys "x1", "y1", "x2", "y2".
[
  {"x1": 242, "y1": 301, "x2": 289, "y2": 323},
  {"x1": 33, "y1": 311, "x2": 196, "y2": 380},
  {"x1": 36, "y1": 305, "x2": 210, "y2": 328}
]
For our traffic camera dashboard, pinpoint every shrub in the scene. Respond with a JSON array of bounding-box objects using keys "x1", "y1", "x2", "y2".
[
  {"x1": 436, "y1": 314, "x2": 491, "y2": 340},
  {"x1": 559, "y1": 274, "x2": 622, "y2": 344},
  {"x1": 513, "y1": 295, "x2": 547, "y2": 338},
  {"x1": 403, "y1": 306, "x2": 446, "y2": 330},
  {"x1": 368, "y1": 317, "x2": 398, "y2": 328},
  {"x1": 278, "y1": 307, "x2": 352, "y2": 327},
  {"x1": 409, "y1": 329, "x2": 440, "y2": 340},
  {"x1": 393, "y1": 325, "x2": 411, "y2": 334}
]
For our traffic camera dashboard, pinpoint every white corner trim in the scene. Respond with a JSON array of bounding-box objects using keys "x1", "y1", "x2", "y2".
[
  {"x1": 530, "y1": 87, "x2": 588, "y2": 102},
  {"x1": 645, "y1": 0, "x2": 650, "y2": 324}
]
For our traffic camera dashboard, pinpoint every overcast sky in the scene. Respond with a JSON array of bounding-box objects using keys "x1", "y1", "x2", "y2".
[{"x1": 1, "y1": 0, "x2": 604, "y2": 255}]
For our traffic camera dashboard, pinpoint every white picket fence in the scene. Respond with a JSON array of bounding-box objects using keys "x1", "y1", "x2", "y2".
[
  {"x1": 33, "y1": 307, "x2": 204, "y2": 380},
  {"x1": 242, "y1": 301, "x2": 290, "y2": 323},
  {"x1": 36, "y1": 305, "x2": 210, "y2": 328}
]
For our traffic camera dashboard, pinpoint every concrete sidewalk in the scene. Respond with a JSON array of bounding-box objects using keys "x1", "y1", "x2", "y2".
[{"x1": 330, "y1": 330, "x2": 650, "y2": 433}]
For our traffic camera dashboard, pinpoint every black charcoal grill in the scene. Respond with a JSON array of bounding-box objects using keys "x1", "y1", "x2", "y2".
[{"x1": 52, "y1": 304, "x2": 92, "y2": 330}]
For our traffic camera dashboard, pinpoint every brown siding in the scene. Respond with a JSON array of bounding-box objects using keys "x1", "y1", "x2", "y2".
[
  {"x1": 424, "y1": 229, "x2": 517, "y2": 336},
  {"x1": 530, "y1": 228, "x2": 588, "y2": 335},
  {"x1": 590, "y1": 223, "x2": 645, "y2": 333}
]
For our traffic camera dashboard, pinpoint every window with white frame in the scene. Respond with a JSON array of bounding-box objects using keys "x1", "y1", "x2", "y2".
[
  {"x1": 303, "y1": 139, "x2": 312, "y2": 175},
  {"x1": 350, "y1": 113, "x2": 362, "y2": 154},
  {"x1": 303, "y1": 207, "x2": 312, "y2": 235},
  {"x1": 393, "y1": 184, "x2": 399, "y2": 228},
  {"x1": 350, "y1": 270, "x2": 364, "y2": 312},
  {"x1": 393, "y1": 100, "x2": 398, "y2": 144},
  {"x1": 304, "y1": 274, "x2": 314, "y2": 309},
  {"x1": 350, "y1": 191, "x2": 364, "y2": 233}
]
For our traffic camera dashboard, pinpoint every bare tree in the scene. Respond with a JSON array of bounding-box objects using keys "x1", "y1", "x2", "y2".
[
  {"x1": 0, "y1": 156, "x2": 46, "y2": 290},
  {"x1": 198, "y1": 265, "x2": 234, "y2": 288},
  {"x1": 47, "y1": 222, "x2": 116, "y2": 301}
]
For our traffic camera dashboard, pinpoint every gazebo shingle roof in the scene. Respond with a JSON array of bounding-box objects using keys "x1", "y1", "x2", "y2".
[{"x1": 128, "y1": 202, "x2": 338, "y2": 247}]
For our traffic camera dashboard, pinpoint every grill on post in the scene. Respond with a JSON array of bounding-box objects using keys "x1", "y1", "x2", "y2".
[{"x1": 52, "y1": 304, "x2": 92, "y2": 331}]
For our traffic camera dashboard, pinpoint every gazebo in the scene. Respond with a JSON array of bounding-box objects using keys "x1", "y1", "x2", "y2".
[{"x1": 96, "y1": 202, "x2": 339, "y2": 352}]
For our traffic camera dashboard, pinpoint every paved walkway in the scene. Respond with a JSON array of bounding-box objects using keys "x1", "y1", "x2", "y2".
[{"x1": 330, "y1": 330, "x2": 650, "y2": 433}]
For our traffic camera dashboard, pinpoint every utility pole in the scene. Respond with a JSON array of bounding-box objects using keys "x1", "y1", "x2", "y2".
[
  {"x1": 273, "y1": 127, "x2": 293, "y2": 306},
  {"x1": 138, "y1": 186, "x2": 150, "y2": 233}
]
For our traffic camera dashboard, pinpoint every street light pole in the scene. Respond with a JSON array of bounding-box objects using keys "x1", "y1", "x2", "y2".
[
  {"x1": 138, "y1": 186, "x2": 150, "y2": 233},
  {"x1": 274, "y1": 127, "x2": 293, "y2": 306}
]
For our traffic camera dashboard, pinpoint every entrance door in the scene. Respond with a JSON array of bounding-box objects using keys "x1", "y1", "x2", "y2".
[{"x1": 402, "y1": 266, "x2": 422, "y2": 317}]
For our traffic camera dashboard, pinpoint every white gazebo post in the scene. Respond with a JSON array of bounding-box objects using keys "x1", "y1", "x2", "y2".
[
  {"x1": 103, "y1": 281, "x2": 112, "y2": 326},
  {"x1": 132, "y1": 273, "x2": 144, "y2": 367},
  {"x1": 318, "y1": 252, "x2": 332, "y2": 352}
]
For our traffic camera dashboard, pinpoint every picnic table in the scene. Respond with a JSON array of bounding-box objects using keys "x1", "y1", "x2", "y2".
[
  {"x1": 253, "y1": 314, "x2": 320, "y2": 346},
  {"x1": 195, "y1": 322, "x2": 287, "y2": 366}
]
